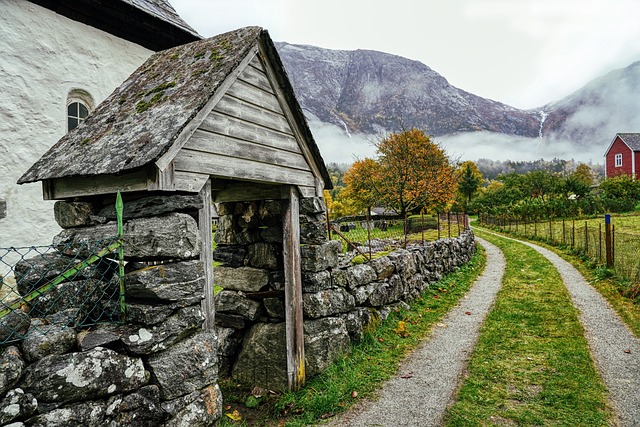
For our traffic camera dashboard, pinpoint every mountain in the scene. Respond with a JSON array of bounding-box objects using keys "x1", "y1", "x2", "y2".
[
  {"x1": 276, "y1": 42, "x2": 541, "y2": 137},
  {"x1": 276, "y1": 42, "x2": 640, "y2": 163},
  {"x1": 542, "y1": 61, "x2": 640, "y2": 147}
]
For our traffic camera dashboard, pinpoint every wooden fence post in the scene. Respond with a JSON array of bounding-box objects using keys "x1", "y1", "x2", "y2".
[
  {"x1": 549, "y1": 219, "x2": 553, "y2": 243},
  {"x1": 572, "y1": 220, "x2": 575, "y2": 248},
  {"x1": 584, "y1": 221, "x2": 588, "y2": 254},
  {"x1": 599, "y1": 223, "x2": 602, "y2": 262},
  {"x1": 562, "y1": 219, "x2": 566, "y2": 246},
  {"x1": 605, "y1": 214, "x2": 613, "y2": 268}
]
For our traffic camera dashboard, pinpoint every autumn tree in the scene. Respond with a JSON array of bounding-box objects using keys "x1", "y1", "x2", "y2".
[
  {"x1": 341, "y1": 158, "x2": 379, "y2": 214},
  {"x1": 372, "y1": 129, "x2": 457, "y2": 216}
]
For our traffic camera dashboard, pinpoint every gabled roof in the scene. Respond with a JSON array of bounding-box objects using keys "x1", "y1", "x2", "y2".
[
  {"x1": 28, "y1": 0, "x2": 200, "y2": 50},
  {"x1": 19, "y1": 27, "x2": 332, "y2": 189},
  {"x1": 604, "y1": 133, "x2": 640, "y2": 157}
]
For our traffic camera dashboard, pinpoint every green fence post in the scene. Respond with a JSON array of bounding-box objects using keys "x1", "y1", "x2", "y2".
[{"x1": 116, "y1": 192, "x2": 126, "y2": 322}]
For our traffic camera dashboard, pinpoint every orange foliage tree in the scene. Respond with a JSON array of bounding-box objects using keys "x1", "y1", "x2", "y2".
[
  {"x1": 371, "y1": 129, "x2": 457, "y2": 216},
  {"x1": 341, "y1": 158, "x2": 379, "y2": 214}
]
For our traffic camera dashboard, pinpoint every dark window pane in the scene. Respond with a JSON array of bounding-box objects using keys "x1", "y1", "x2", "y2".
[
  {"x1": 79, "y1": 103, "x2": 88, "y2": 118},
  {"x1": 68, "y1": 103, "x2": 78, "y2": 117},
  {"x1": 68, "y1": 117, "x2": 78, "y2": 130}
]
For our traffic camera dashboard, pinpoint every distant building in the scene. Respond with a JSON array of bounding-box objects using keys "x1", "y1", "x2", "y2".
[
  {"x1": 603, "y1": 133, "x2": 640, "y2": 179},
  {"x1": 0, "y1": 0, "x2": 199, "y2": 246}
]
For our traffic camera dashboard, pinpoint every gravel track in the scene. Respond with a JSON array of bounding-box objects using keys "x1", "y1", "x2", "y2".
[
  {"x1": 318, "y1": 238, "x2": 505, "y2": 427},
  {"x1": 512, "y1": 238, "x2": 640, "y2": 427}
]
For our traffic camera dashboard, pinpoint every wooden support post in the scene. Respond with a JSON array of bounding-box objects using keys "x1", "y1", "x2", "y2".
[
  {"x1": 283, "y1": 186, "x2": 305, "y2": 391},
  {"x1": 199, "y1": 179, "x2": 215, "y2": 331},
  {"x1": 584, "y1": 222, "x2": 588, "y2": 253},
  {"x1": 599, "y1": 223, "x2": 602, "y2": 262},
  {"x1": 605, "y1": 214, "x2": 613, "y2": 268}
]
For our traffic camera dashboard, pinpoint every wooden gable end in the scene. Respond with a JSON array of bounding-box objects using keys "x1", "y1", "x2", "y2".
[{"x1": 173, "y1": 54, "x2": 318, "y2": 197}]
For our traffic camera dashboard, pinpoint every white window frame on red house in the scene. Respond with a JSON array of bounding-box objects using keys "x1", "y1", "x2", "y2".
[{"x1": 615, "y1": 153, "x2": 623, "y2": 167}]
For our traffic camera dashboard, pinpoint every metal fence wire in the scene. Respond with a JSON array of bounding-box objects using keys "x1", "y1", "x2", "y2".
[
  {"x1": 328, "y1": 212, "x2": 470, "y2": 259},
  {"x1": 0, "y1": 194, "x2": 125, "y2": 345},
  {"x1": 480, "y1": 214, "x2": 640, "y2": 291}
]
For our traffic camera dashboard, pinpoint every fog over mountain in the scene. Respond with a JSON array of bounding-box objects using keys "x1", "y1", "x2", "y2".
[{"x1": 276, "y1": 42, "x2": 640, "y2": 165}]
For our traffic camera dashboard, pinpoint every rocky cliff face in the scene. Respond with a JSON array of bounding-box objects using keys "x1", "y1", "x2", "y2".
[
  {"x1": 276, "y1": 42, "x2": 541, "y2": 137},
  {"x1": 277, "y1": 42, "x2": 640, "y2": 161}
]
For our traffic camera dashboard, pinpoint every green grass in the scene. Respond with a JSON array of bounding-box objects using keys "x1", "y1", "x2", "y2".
[
  {"x1": 476, "y1": 222, "x2": 640, "y2": 339},
  {"x1": 445, "y1": 230, "x2": 611, "y2": 426},
  {"x1": 218, "y1": 244, "x2": 487, "y2": 426}
]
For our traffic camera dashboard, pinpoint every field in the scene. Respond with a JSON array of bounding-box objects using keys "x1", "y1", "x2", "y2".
[
  {"x1": 480, "y1": 213, "x2": 640, "y2": 302},
  {"x1": 330, "y1": 214, "x2": 468, "y2": 254}
]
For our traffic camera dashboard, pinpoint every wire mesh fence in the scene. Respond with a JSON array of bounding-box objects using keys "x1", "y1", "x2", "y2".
[
  {"x1": 0, "y1": 237, "x2": 124, "y2": 344},
  {"x1": 479, "y1": 214, "x2": 640, "y2": 293},
  {"x1": 327, "y1": 212, "x2": 470, "y2": 260}
]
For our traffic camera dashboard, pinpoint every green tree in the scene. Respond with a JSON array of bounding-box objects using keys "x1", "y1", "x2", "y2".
[{"x1": 457, "y1": 161, "x2": 482, "y2": 206}]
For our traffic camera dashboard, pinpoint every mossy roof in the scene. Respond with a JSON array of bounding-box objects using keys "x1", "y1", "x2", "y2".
[{"x1": 19, "y1": 27, "x2": 332, "y2": 189}]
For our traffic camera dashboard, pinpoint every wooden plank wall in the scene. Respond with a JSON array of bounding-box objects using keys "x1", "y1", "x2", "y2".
[{"x1": 174, "y1": 56, "x2": 316, "y2": 195}]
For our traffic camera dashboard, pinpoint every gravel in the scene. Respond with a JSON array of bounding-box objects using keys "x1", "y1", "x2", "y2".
[
  {"x1": 517, "y1": 239, "x2": 640, "y2": 427},
  {"x1": 317, "y1": 238, "x2": 505, "y2": 427}
]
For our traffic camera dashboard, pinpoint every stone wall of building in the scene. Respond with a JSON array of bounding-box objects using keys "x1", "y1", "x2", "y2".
[
  {"x1": 214, "y1": 196, "x2": 476, "y2": 390},
  {"x1": 0, "y1": 193, "x2": 222, "y2": 426}
]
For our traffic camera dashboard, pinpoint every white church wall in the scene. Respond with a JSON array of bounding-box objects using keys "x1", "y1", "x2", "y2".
[{"x1": 0, "y1": 0, "x2": 153, "y2": 247}]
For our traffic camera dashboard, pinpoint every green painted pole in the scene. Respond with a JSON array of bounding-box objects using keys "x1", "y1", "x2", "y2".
[{"x1": 116, "y1": 192, "x2": 126, "y2": 322}]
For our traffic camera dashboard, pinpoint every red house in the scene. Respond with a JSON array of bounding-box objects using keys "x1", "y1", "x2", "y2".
[{"x1": 604, "y1": 133, "x2": 640, "y2": 178}]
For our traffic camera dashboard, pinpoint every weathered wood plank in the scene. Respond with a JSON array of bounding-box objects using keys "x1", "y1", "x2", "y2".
[
  {"x1": 174, "y1": 149, "x2": 317, "y2": 187},
  {"x1": 174, "y1": 171, "x2": 210, "y2": 193},
  {"x1": 185, "y1": 129, "x2": 310, "y2": 170},
  {"x1": 155, "y1": 47, "x2": 259, "y2": 172},
  {"x1": 238, "y1": 62, "x2": 273, "y2": 93},
  {"x1": 213, "y1": 182, "x2": 287, "y2": 203},
  {"x1": 199, "y1": 111, "x2": 299, "y2": 152},
  {"x1": 43, "y1": 167, "x2": 153, "y2": 200},
  {"x1": 283, "y1": 185, "x2": 305, "y2": 390},
  {"x1": 258, "y1": 47, "x2": 325, "y2": 197},
  {"x1": 213, "y1": 94, "x2": 291, "y2": 134},
  {"x1": 227, "y1": 78, "x2": 283, "y2": 114},
  {"x1": 199, "y1": 180, "x2": 215, "y2": 331}
]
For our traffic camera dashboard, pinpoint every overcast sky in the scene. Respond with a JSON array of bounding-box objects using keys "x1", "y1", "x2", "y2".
[{"x1": 170, "y1": 0, "x2": 640, "y2": 110}]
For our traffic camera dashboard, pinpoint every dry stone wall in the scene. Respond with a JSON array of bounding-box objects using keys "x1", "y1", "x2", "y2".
[
  {"x1": 0, "y1": 193, "x2": 222, "y2": 427},
  {"x1": 214, "y1": 196, "x2": 476, "y2": 390}
]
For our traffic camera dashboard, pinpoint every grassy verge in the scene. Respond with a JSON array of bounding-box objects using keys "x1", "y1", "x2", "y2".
[
  {"x1": 445, "y1": 230, "x2": 611, "y2": 426},
  {"x1": 218, "y1": 244, "x2": 486, "y2": 427}
]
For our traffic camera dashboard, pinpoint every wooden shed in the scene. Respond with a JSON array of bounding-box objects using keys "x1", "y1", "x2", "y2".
[{"x1": 19, "y1": 26, "x2": 332, "y2": 390}]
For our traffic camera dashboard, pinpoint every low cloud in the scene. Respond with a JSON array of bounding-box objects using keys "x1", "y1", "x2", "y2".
[{"x1": 307, "y1": 120, "x2": 377, "y2": 163}]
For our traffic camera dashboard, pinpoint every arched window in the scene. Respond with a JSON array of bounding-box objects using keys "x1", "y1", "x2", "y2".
[
  {"x1": 67, "y1": 102, "x2": 89, "y2": 131},
  {"x1": 66, "y1": 89, "x2": 94, "y2": 132}
]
